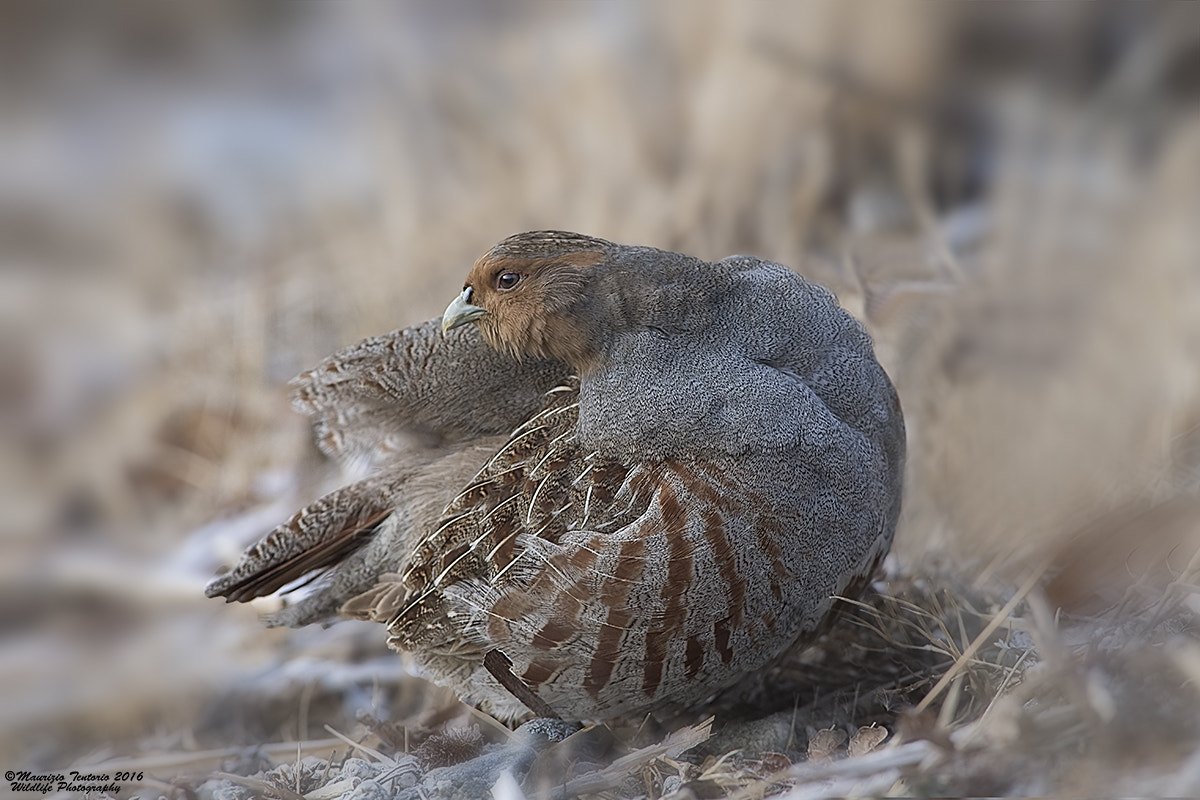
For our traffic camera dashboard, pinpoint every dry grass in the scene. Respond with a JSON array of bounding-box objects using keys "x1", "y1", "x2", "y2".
[{"x1": 4, "y1": 1, "x2": 1200, "y2": 796}]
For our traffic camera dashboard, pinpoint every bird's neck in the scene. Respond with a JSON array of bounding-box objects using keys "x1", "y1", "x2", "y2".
[
  {"x1": 510, "y1": 247, "x2": 717, "y2": 375},
  {"x1": 533, "y1": 312, "x2": 607, "y2": 375}
]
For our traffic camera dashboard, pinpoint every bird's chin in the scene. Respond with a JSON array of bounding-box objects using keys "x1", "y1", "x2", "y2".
[{"x1": 476, "y1": 319, "x2": 521, "y2": 358}]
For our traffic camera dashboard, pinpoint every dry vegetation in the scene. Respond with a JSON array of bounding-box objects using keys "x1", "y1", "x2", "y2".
[{"x1": 4, "y1": 2, "x2": 1200, "y2": 797}]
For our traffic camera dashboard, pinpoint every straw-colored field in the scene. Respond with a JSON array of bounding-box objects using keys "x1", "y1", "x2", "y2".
[{"x1": 5, "y1": 3, "x2": 1200, "y2": 797}]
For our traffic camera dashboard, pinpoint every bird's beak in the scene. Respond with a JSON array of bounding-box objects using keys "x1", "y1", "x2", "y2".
[{"x1": 441, "y1": 288, "x2": 489, "y2": 334}]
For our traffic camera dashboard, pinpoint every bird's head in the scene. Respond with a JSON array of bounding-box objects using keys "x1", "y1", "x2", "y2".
[{"x1": 442, "y1": 231, "x2": 613, "y2": 370}]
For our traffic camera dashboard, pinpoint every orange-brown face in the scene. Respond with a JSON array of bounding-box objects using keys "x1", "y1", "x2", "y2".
[{"x1": 442, "y1": 236, "x2": 609, "y2": 369}]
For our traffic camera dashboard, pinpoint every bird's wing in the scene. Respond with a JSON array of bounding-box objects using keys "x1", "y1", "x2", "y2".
[
  {"x1": 348, "y1": 381, "x2": 613, "y2": 637},
  {"x1": 361, "y1": 380, "x2": 801, "y2": 716},
  {"x1": 205, "y1": 319, "x2": 569, "y2": 622},
  {"x1": 293, "y1": 319, "x2": 571, "y2": 468}
]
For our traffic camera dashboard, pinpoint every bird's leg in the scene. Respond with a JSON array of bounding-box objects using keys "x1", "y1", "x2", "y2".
[{"x1": 482, "y1": 649, "x2": 560, "y2": 719}]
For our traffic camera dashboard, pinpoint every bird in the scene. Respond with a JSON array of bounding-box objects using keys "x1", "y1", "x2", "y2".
[{"x1": 206, "y1": 231, "x2": 905, "y2": 723}]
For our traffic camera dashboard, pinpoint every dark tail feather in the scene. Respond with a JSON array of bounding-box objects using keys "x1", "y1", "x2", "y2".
[{"x1": 206, "y1": 481, "x2": 394, "y2": 603}]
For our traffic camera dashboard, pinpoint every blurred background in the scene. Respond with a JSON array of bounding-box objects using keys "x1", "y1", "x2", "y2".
[{"x1": 3, "y1": 0, "x2": 1200, "y2": 784}]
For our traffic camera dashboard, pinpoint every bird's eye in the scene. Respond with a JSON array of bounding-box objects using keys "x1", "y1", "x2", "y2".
[{"x1": 496, "y1": 272, "x2": 521, "y2": 291}]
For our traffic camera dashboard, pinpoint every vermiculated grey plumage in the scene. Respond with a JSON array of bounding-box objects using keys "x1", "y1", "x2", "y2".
[
  {"x1": 207, "y1": 231, "x2": 905, "y2": 722},
  {"x1": 296, "y1": 319, "x2": 573, "y2": 461}
]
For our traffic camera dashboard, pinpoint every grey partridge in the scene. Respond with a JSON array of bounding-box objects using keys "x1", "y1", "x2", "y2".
[{"x1": 207, "y1": 231, "x2": 905, "y2": 722}]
